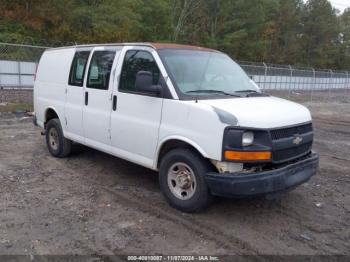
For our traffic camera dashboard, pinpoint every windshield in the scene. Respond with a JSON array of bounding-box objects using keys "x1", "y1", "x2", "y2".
[{"x1": 158, "y1": 49, "x2": 260, "y2": 99}]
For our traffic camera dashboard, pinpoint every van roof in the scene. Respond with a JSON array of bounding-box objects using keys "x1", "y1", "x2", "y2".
[
  {"x1": 47, "y1": 42, "x2": 217, "y2": 52},
  {"x1": 151, "y1": 43, "x2": 216, "y2": 52}
]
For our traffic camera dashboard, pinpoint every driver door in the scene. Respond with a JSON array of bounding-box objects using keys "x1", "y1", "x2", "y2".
[{"x1": 110, "y1": 47, "x2": 164, "y2": 168}]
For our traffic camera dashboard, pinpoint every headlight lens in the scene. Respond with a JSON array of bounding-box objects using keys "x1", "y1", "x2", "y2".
[{"x1": 242, "y1": 131, "x2": 254, "y2": 146}]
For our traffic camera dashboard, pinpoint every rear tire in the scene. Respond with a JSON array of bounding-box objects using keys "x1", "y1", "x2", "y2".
[
  {"x1": 159, "y1": 148, "x2": 213, "y2": 213},
  {"x1": 45, "y1": 118, "x2": 71, "y2": 158}
]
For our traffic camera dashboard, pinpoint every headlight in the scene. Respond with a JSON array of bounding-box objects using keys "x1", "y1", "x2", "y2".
[{"x1": 242, "y1": 131, "x2": 254, "y2": 146}]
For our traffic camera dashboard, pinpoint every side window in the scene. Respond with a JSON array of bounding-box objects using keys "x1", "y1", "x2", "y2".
[
  {"x1": 119, "y1": 50, "x2": 160, "y2": 93},
  {"x1": 69, "y1": 51, "x2": 90, "y2": 86},
  {"x1": 87, "y1": 50, "x2": 116, "y2": 90}
]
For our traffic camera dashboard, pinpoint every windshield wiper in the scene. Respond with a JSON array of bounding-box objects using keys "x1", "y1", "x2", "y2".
[
  {"x1": 234, "y1": 90, "x2": 268, "y2": 97},
  {"x1": 234, "y1": 89, "x2": 259, "y2": 93},
  {"x1": 186, "y1": 90, "x2": 240, "y2": 97}
]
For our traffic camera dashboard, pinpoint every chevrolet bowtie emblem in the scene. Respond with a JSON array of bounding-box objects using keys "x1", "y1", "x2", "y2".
[{"x1": 293, "y1": 136, "x2": 303, "y2": 145}]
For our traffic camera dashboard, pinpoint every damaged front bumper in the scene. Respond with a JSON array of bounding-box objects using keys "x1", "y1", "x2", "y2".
[{"x1": 205, "y1": 153, "x2": 319, "y2": 198}]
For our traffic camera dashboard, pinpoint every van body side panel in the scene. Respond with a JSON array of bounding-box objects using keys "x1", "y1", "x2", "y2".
[
  {"x1": 82, "y1": 88, "x2": 114, "y2": 151},
  {"x1": 156, "y1": 99, "x2": 226, "y2": 167},
  {"x1": 34, "y1": 49, "x2": 75, "y2": 129}
]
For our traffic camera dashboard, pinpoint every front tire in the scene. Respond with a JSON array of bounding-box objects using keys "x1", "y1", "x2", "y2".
[
  {"x1": 45, "y1": 118, "x2": 71, "y2": 158},
  {"x1": 159, "y1": 148, "x2": 213, "y2": 212}
]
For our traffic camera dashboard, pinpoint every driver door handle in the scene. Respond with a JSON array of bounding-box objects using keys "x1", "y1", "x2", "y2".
[
  {"x1": 112, "y1": 95, "x2": 117, "y2": 111},
  {"x1": 85, "y1": 91, "x2": 88, "y2": 106}
]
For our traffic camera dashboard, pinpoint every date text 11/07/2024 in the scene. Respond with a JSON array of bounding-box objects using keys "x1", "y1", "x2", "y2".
[{"x1": 127, "y1": 255, "x2": 219, "y2": 261}]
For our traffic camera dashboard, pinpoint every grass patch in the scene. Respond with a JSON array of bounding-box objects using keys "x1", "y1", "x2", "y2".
[{"x1": 0, "y1": 102, "x2": 33, "y2": 113}]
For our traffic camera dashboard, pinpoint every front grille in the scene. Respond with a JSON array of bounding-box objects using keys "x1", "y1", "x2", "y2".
[
  {"x1": 273, "y1": 142, "x2": 312, "y2": 162},
  {"x1": 270, "y1": 123, "x2": 313, "y2": 140}
]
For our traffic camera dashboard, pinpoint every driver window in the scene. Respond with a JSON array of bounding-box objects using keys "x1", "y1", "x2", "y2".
[{"x1": 119, "y1": 50, "x2": 160, "y2": 93}]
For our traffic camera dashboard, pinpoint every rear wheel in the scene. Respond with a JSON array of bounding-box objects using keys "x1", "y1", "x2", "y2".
[
  {"x1": 159, "y1": 148, "x2": 213, "y2": 212},
  {"x1": 45, "y1": 118, "x2": 71, "y2": 158}
]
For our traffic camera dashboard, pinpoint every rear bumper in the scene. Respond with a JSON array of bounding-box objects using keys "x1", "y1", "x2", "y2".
[{"x1": 205, "y1": 153, "x2": 319, "y2": 198}]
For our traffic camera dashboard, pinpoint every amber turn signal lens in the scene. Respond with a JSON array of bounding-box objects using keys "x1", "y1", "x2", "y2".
[{"x1": 224, "y1": 150, "x2": 271, "y2": 161}]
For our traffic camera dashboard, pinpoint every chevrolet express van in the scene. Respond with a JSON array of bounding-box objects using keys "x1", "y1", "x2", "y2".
[{"x1": 34, "y1": 43, "x2": 319, "y2": 212}]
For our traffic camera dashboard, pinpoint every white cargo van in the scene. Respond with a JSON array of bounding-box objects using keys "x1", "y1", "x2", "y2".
[{"x1": 34, "y1": 43, "x2": 319, "y2": 212}]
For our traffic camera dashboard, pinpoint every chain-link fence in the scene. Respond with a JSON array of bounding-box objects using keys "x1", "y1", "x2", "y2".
[
  {"x1": 240, "y1": 61, "x2": 350, "y2": 103},
  {"x1": 0, "y1": 42, "x2": 47, "y2": 89},
  {"x1": 0, "y1": 42, "x2": 349, "y2": 102}
]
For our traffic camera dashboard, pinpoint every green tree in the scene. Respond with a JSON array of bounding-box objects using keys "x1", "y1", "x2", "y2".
[
  {"x1": 301, "y1": 0, "x2": 340, "y2": 67},
  {"x1": 137, "y1": 0, "x2": 172, "y2": 42},
  {"x1": 214, "y1": 0, "x2": 277, "y2": 61},
  {"x1": 0, "y1": 0, "x2": 349, "y2": 69},
  {"x1": 174, "y1": 0, "x2": 278, "y2": 61},
  {"x1": 270, "y1": 0, "x2": 304, "y2": 64}
]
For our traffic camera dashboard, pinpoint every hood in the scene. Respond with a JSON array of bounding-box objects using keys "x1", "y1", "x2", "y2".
[{"x1": 200, "y1": 96, "x2": 312, "y2": 129}]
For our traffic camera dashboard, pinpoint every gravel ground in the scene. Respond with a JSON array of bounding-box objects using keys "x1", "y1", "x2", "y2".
[{"x1": 0, "y1": 101, "x2": 349, "y2": 257}]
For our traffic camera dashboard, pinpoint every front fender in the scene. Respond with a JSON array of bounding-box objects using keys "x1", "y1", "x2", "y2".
[{"x1": 154, "y1": 135, "x2": 210, "y2": 169}]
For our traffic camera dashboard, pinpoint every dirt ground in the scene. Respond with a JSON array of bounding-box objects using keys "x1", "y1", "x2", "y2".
[{"x1": 0, "y1": 100, "x2": 349, "y2": 257}]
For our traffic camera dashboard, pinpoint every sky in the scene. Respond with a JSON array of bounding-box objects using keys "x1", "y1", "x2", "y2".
[{"x1": 329, "y1": 0, "x2": 350, "y2": 13}]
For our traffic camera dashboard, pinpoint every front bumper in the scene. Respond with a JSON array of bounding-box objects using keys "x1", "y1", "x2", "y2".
[{"x1": 205, "y1": 153, "x2": 319, "y2": 198}]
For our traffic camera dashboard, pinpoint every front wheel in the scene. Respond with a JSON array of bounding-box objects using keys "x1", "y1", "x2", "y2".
[{"x1": 159, "y1": 148, "x2": 213, "y2": 212}]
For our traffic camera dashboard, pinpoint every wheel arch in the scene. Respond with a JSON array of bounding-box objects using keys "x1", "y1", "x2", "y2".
[
  {"x1": 44, "y1": 107, "x2": 60, "y2": 128},
  {"x1": 155, "y1": 136, "x2": 209, "y2": 169}
]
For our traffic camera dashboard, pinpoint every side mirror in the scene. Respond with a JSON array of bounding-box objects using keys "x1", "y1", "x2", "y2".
[{"x1": 135, "y1": 71, "x2": 162, "y2": 95}]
